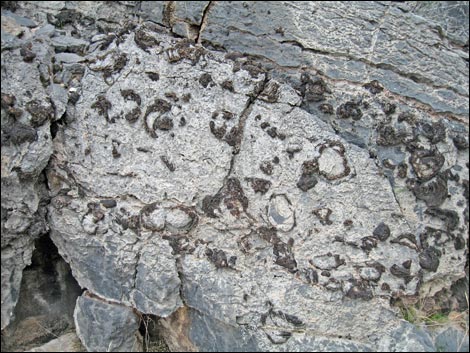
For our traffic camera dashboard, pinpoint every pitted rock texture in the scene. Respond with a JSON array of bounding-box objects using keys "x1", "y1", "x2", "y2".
[
  {"x1": 1, "y1": 1, "x2": 469, "y2": 352},
  {"x1": 1, "y1": 10, "x2": 54, "y2": 329}
]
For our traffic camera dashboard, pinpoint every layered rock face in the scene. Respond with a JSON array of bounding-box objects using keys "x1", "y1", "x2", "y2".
[{"x1": 1, "y1": 1, "x2": 469, "y2": 352}]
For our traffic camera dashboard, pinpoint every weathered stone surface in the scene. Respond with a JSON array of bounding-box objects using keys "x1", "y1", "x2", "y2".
[
  {"x1": 50, "y1": 36, "x2": 88, "y2": 54},
  {"x1": 74, "y1": 293, "x2": 142, "y2": 352},
  {"x1": 199, "y1": 2, "x2": 468, "y2": 117},
  {"x1": 431, "y1": 326, "x2": 469, "y2": 353},
  {"x1": 1, "y1": 17, "x2": 55, "y2": 329},
  {"x1": 408, "y1": 1, "x2": 469, "y2": 46},
  {"x1": 378, "y1": 321, "x2": 435, "y2": 352},
  {"x1": 1, "y1": 1, "x2": 468, "y2": 352},
  {"x1": 139, "y1": 2, "x2": 166, "y2": 24},
  {"x1": 2, "y1": 10, "x2": 36, "y2": 27},
  {"x1": 28, "y1": 332, "x2": 84, "y2": 352}
]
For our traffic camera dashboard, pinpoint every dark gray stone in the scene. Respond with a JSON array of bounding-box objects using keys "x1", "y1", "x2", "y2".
[
  {"x1": 432, "y1": 326, "x2": 469, "y2": 353},
  {"x1": 74, "y1": 293, "x2": 142, "y2": 352},
  {"x1": 381, "y1": 322, "x2": 436, "y2": 352},
  {"x1": 409, "y1": 1, "x2": 469, "y2": 46},
  {"x1": 139, "y1": 1, "x2": 165, "y2": 23}
]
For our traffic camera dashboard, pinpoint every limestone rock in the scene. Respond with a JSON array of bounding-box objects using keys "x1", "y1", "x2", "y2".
[
  {"x1": 1, "y1": 17, "x2": 55, "y2": 329},
  {"x1": 199, "y1": 2, "x2": 468, "y2": 117},
  {"x1": 74, "y1": 293, "x2": 142, "y2": 352},
  {"x1": 42, "y1": 11, "x2": 469, "y2": 352},
  {"x1": 431, "y1": 326, "x2": 469, "y2": 353},
  {"x1": 1, "y1": 1, "x2": 468, "y2": 352},
  {"x1": 378, "y1": 321, "x2": 435, "y2": 352}
]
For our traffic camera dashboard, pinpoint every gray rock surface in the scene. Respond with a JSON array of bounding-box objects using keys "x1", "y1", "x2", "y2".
[
  {"x1": 378, "y1": 321, "x2": 435, "y2": 352},
  {"x1": 198, "y1": 1, "x2": 469, "y2": 117},
  {"x1": 28, "y1": 332, "x2": 84, "y2": 352},
  {"x1": 74, "y1": 293, "x2": 142, "y2": 352},
  {"x1": 431, "y1": 326, "x2": 470, "y2": 353},
  {"x1": 408, "y1": 1, "x2": 469, "y2": 46},
  {"x1": 1, "y1": 1, "x2": 468, "y2": 352},
  {"x1": 1, "y1": 8, "x2": 55, "y2": 329}
]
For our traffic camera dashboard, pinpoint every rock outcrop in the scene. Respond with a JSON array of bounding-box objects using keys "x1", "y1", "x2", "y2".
[{"x1": 1, "y1": 1, "x2": 468, "y2": 352}]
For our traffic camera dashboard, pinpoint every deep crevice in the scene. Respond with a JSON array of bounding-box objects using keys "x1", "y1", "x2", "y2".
[
  {"x1": 215, "y1": 74, "x2": 269, "y2": 196},
  {"x1": 1, "y1": 234, "x2": 83, "y2": 352},
  {"x1": 138, "y1": 313, "x2": 170, "y2": 352},
  {"x1": 196, "y1": 1, "x2": 215, "y2": 44}
]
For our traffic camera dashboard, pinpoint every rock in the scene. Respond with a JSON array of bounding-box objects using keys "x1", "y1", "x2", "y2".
[
  {"x1": 1, "y1": 1, "x2": 468, "y2": 352},
  {"x1": 410, "y1": 1, "x2": 469, "y2": 46},
  {"x1": 47, "y1": 84, "x2": 68, "y2": 120},
  {"x1": 1, "y1": 25, "x2": 54, "y2": 329},
  {"x1": 54, "y1": 52, "x2": 85, "y2": 64},
  {"x1": 139, "y1": 2, "x2": 166, "y2": 23},
  {"x1": 51, "y1": 36, "x2": 88, "y2": 54},
  {"x1": 199, "y1": 2, "x2": 468, "y2": 116},
  {"x1": 100, "y1": 199, "x2": 117, "y2": 208},
  {"x1": 28, "y1": 332, "x2": 84, "y2": 352},
  {"x1": 1, "y1": 243, "x2": 34, "y2": 330},
  {"x1": 161, "y1": 306, "x2": 375, "y2": 352},
  {"x1": 267, "y1": 194, "x2": 295, "y2": 232},
  {"x1": 44, "y1": 17, "x2": 467, "y2": 352},
  {"x1": 373, "y1": 222, "x2": 391, "y2": 241},
  {"x1": 165, "y1": 307, "x2": 258, "y2": 352},
  {"x1": 159, "y1": 307, "x2": 198, "y2": 352},
  {"x1": 1, "y1": 315, "x2": 71, "y2": 351},
  {"x1": 431, "y1": 326, "x2": 469, "y2": 353},
  {"x1": 34, "y1": 24, "x2": 56, "y2": 37},
  {"x1": 129, "y1": 241, "x2": 183, "y2": 316},
  {"x1": 378, "y1": 321, "x2": 435, "y2": 352},
  {"x1": 74, "y1": 293, "x2": 142, "y2": 352},
  {"x1": 2, "y1": 10, "x2": 37, "y2": 28}
]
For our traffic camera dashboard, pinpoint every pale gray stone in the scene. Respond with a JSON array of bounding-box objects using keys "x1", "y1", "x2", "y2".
[
  {"x1": 54, "y1": 52, "x2": 85, "y2": 63},
  {"x1": 2, "y1": 10, "x2": 37, "y2": 28},
  {"x1": 1, "y1": 35, "x2": 54, "y2": 330},
  {"x1": 50, "y1": 36, "x2": 88, "y2": 53},
  {"x1": 139, "y1": 1, "x2": 165, "y2": 24},
  {"x1": 47, "y1": 84, "x2": 68, "y2": 120}
]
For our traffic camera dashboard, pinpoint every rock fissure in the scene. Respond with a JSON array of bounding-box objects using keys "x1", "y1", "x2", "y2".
[
  {"x1": 131, "y1": 248, "x2": 143, "y2": 291},
  {"x1": 196, "y1": 1, "x2": 215, "y2": 45}
]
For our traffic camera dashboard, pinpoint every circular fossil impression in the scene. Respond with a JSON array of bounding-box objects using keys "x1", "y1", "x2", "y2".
[
  {"x1": 268, "y1": 194, "x2": 295, "y2": 232},
  {"x1": 317, "y1": 141, "x2": 351, "y2": 180}
]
